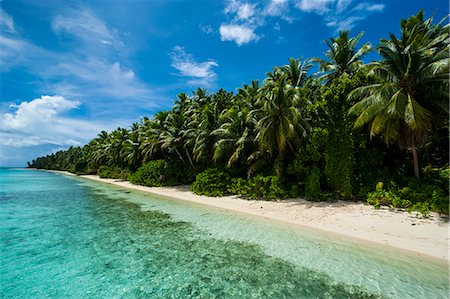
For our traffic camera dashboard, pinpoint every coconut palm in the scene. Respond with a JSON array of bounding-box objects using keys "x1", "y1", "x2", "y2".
[
  {"x1": 348, "y1": 11, "x2": 449, "y2": 178},
  {"x1": 159, "y1": 111, "x2": 194, "y2": 168},
  {"x1": 314, "y1": 30, "x2": 372, "y2": 81},
  {"x1": 281, "y1": 58, "x2": 313, "y2": 87},
  {"x1": 212, "y1": 82, "x2": 259, "y2": 167},
  {"x1": 252, "y1": 74, "x2": 309, "y2": 175},
  {"x1": 124, "y1": 122, "x2": 143, "y2": 170}
]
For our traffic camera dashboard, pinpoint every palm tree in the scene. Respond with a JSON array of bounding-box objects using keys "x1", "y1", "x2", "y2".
[
  {"x1": 314, "y1": 30, "x2": 372, "y2": 81},
  {"x1": 124, "y1": 122, "x2": 143, "y2": 170},
  {"x1": 348, "y1": 11, "x2": 449, "y2": 178},
  {"x1": 253, "y1": 74, "x2": 309, "y2": 175},
  {"x1": 108, "y1": 128, "x2": 130, "y2": 167},
  {"x1": 212, "y1": 81, "x2": 259, "y2": 168},
  {"x1": 159, "y1": 111, "x2": 194, "y2": 168},
  {"x1": 281, "y1": 58, "x2": 313, "y2": 87},
  {"x1": 90, "y1": 130, "x2": 110, "y2": 166}
]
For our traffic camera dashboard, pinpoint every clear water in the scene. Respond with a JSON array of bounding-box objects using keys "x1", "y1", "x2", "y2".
[{"x1": 1, "y1": 169, "x2": 448, "y2": 298}]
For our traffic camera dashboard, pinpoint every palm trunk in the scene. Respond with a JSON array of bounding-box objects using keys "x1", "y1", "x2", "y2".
[
  {"x1": 411, "y1": 144, "x2": 420, "y2": 179},
  {"x1": 174, "y1": 148, "x2": 187, "y2": 167},
  {"x1": 184, "y1": 147, "x2": 195, "y2": 169}
]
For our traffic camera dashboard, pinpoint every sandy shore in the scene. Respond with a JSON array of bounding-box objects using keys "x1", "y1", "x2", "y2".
[{"x1": 51, "y1": 170, "x2": 449, "y2": 262}]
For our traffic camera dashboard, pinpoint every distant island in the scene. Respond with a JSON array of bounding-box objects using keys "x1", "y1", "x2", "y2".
[{"x1": 29, "y1": 10, "x2": 449, "y2": 217}]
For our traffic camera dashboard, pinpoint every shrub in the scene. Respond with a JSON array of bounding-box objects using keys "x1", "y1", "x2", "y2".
[
  {"x1": 305, "y1": 167, "x2": 321, "y2": 200},
  {"x1": 408, "y1": 202, "x2": 432, "y2": 217},
  {"x1": 129, "y1": 160, "x2": 189, "y2": 187},
  {"x1": 228, "y1": 175, "x2": 288, "y2": 200},
  {"x1": 97, "y1": 165, "x2": 130, "y2": 180},
  {"x1": 191, "y1": 168, "x2": 230, "y2": 197},
  {"x1": 366, "y1": 182, "x2": 411, "y2": 209}
]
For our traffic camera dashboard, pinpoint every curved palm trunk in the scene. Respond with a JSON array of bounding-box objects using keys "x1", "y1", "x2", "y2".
[{"x1": 411, "y1": 144, "x2": 420, "y2": 179}]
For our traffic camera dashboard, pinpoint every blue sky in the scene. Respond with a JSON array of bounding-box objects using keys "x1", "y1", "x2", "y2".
[{"x1": 0, "y1": 0, "x2": 448, "y2": 166}]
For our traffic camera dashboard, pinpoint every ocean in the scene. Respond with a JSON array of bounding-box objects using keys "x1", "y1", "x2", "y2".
[{"x1": 1, "y1": 168, "x2": 448, "y2": 298}]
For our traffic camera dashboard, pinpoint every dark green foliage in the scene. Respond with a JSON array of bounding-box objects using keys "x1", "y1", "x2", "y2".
[
  {"x1": 129, "y1": 160, "x2": 190, "y2": 187},
  {"x1": 228, "y1": 175, "x2": 288, "y2": 200},
  {"x1": 320, "y1": 75, "x2": 366, "y2": 197},
  {"x1": 305, "y1": 167, "x2": 321, "y2": 200},
  {"x1": 287, "y1": 128, "x2": 327, "y2": 182},
  {"x1": 324, "y1": 126, "x2": 354, "y2": 197},
  {"x1": 366, "y1": 169, "x2": 450, "y2": 215},
  {"x1": 191, "y1": 168, "x2": 231, "y2": 197},
  {"x1": 27, "y1": 11, "x2": 448, "y2": 208},
  {"x1": 97, "y1": 165, "x2": 131, "y2": 180},
  {"x1": 73, "y1": 161, "x2": 88, "y2": 174}
]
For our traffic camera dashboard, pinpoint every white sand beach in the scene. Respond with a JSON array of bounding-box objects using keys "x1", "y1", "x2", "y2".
[{"x1": 49, "y1": 170, "x2": 449, "y2": 262}]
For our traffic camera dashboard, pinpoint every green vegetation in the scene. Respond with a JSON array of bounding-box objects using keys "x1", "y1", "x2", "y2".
[
  {"x1": 228, "y1": 175, "x2": 288, "y2": 200},
  {"x1": 191, "y1": 168, "x2": 230, "y2": 197},
  {"x1": 129, "y1": 160, "x2": 190, "y2": 187},
  {"x1": 29, "y1": 11, "x2": 449, "y2": 215},
  {"x1": 97, "y1": 165, "x2": 130, "y2": 180}
]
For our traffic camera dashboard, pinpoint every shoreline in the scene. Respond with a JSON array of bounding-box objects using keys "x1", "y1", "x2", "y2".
[{"x1": 47, "y1": 169, "x2": 448, "y2": 262}]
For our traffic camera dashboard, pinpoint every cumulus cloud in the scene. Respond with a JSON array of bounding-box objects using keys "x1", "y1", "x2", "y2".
[
  {"x1": 219, "y1": 0, "x2": 264, "y2": 46},
  {"x1": 219, "y1": 24, "x2": 260, "y2": 46},
  {"x1": 169, "y1": 46, "x2": 219, "y2": 87},
  {"x1": 225, "y1": 1, "x2": 257, "y2": 20},
  {"x1": 214, "y1": 0, "x2": 387, "y2": 45},
  {"x1": 265, "y1": 0, "x2": 289, "y2": 17},
  {"x1": 217, "y1": 0, "x2": 299, "y2": 46},
  {"x1": 1, "y1": 95, "x2": 110, "y2": 148},
  {"x1": 295, "y1": 0, "x2": 385, "y2": 31}
]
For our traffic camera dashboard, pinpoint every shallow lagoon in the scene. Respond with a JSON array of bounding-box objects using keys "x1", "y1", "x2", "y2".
[{"x1": 1, "y1": 169, "x2": 448, "y2": 298}]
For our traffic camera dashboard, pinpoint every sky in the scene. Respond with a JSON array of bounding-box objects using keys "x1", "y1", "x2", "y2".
[{"x1": 0, "y1": 0, "x2": 448, "y2": 167}]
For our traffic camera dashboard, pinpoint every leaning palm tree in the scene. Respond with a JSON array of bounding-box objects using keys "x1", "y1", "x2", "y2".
[
  {"x1": 314, "y1": 30, "x2": 372, "y2": 81},
  {"x1": 348, "y1": 10, "x2": 449, "y2": 178}
]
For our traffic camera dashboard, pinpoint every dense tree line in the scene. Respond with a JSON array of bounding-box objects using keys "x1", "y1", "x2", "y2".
[{"x1": 30, "y1": 11, "x2": 449, "y2": 215}]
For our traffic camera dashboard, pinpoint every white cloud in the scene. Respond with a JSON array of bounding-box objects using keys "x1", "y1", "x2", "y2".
[
  {"x1": 3, "y1": 95, "x2": 79, "y2": 130},
  {"x1": 225, "y1": 0, "x2": 257, "y2": 20},
  {"x1": 217, "y1": 0, "x2": 295, "y2": 46},
  {"x1": 265, "y1": 0, "x2": 289, "y2": 17},
  {"x1": 1, "y1": 95, "x2": 111, "y2": 148},
  {"x1": 354, "y1": 3, "x2": 385, "y2": 12},
  {"x1": 326, "y1": 16, "x2": 363, "y2": 31},
  {"x1": 169, "y1": 46, "x2": 219, "y2": 87},
  {"x1": 295, "y1": 0, "x2": 385, "y2": 31},
  {"x1": 219, "y1": 24, "x2": 260, "y2": 46},
  {"x1": 0, "y1": 7, "x2": 159, "y2": 115},
  {"x1": 0, "y1": 10, "x2": 51, "y2": 71},
  {"x1": 219, "y1": 0, "x2": 264, "y2": 46},
  {"x1": 46, "y1": 59, "x2": 152, "y2": 101},
  {"x1": 52, "y1": 9, "x2": 122, "y2": 49},
  {"x1": 296, "y1": 0, "x2": 334, "y2": 14},
  {"x1": 0, "y1": 8, "x2": 15, "y2": 32},
  {"x1": 238, "y1": 3, "x2": 256, "y2": 20}
]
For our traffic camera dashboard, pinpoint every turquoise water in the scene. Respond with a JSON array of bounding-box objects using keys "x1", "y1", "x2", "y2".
[{"x1": 0, "y1": 169, "x2": 448, "y2": 298}]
